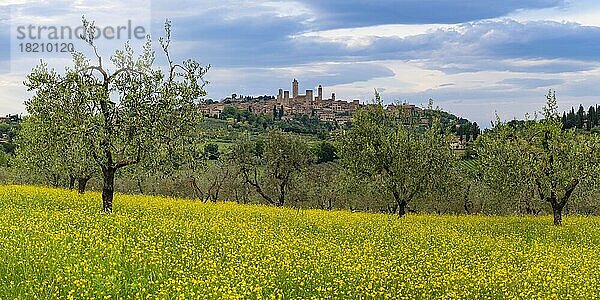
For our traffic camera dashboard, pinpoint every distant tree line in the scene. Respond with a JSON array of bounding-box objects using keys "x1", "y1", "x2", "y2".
[
  {"x1": 453, "y1": 118, "x2": 480, "y2": 142},
  {"x1": 562, "y1": 104, "x2": 600, "y2": 131}
]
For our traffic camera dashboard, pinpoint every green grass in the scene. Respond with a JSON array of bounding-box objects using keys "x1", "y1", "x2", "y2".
[{"x1": 0, "y1": 185, "x2": 599, "y2": 298}]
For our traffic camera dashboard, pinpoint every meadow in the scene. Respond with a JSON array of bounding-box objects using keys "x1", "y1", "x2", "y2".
[{"x1": 0, "y1": 186, "x2": 599, "y2": 299}]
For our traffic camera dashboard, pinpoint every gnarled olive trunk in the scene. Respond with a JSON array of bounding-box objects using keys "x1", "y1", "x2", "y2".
[
  {"x1": 392, "y1": 188, "x2": 408, "y2": 217},
  {"x1": 51, "y1": 174, "x2": 60, "y2": 188},
  {"x1": 77, "y1": 176, "x2": 91, "y2": 194},
  {"x1": 537, "y1": 178, "x2": 579, "y2": 226},
  {"x1": 277, "y1": 183, "x2": 286, "y2": 207},
  {"x1": 69, "y1": 176, "x2": 76, "y2": 190},
  {"x1": 102, "y1": 168, "x2": 116, "y2": 213},
  {"x1": 551, "y1": 202, "x2": 564, "y2": 226},
  {"x1": 397, "y1": 200, "x2": 407, "y2": 217},
  {"x1": 553, "y1": 207, "x2": 562, "y2": 226}
]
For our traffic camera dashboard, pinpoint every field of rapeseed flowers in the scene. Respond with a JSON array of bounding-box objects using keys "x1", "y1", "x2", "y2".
[{"x1": 0, "y1": 185, "x2": 599, "y2": 299}]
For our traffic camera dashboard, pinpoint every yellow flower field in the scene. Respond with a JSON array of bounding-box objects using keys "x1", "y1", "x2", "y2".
[{"x1": 0, "y1": 185, "x2": 599, "y2": 299}]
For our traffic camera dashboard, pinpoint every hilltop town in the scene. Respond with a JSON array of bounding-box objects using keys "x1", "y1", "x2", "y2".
[{"x1": 200, "y1": 79, "x2": 423, "y2": 124}]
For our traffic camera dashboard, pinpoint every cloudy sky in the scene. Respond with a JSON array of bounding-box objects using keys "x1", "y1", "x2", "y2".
[{"x1": 1, "y1": 0, "x2": 600, "y2": 126}]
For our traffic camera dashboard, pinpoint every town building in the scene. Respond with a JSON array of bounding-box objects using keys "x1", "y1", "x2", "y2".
[
  {"x1": 200, "y1": 79, "x2": 361, "y2": 123},
  {"x1": 199, "y1": 79, "x2": 425, "y2": 125}
]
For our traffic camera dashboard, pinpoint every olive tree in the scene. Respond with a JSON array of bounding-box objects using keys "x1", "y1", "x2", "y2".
[
  {"x1": 15, "y1": 116, "x2": 65, "y2": 187},
  {"x1": 476, "y1": 117, "x2": 555, "y2": 215},
  {"x1": 20, "y1": 68, "x2": 97, "y2": 192},
  {"x1": 231, "y1": 131, "x2": 312, "y2": 206},
  {"x1": 476, "y1": 91, "x2": 600, "y2": 225},
  {"x1": 184, "y1": 156, "x2": 232, "y2": 202},
  {"x1": 339, "y1": 92, "x2": 455, "y2": 216},
  {"x1": 301, "y1": 162, "x2": 342, "y2": 210},
  {"x1": 23, "y1": 18, "x2": 208, "y2": 212}
]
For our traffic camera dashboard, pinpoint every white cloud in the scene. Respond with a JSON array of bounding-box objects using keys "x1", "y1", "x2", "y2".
[
  {"x1": 507, "y1": 0, "x2": 600, "y2": 26},
  {"x1": 294, "y1": 24, "x2": 462, "y2": 48}
]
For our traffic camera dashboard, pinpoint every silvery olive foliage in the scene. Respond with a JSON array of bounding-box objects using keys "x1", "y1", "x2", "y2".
[
  {"x1": 20, "y1": 64, "x2": 97, "y2": 191},
  {"x1": 21, "y1": 17, "x2": 209, "y2": 212},
  {"x1": 339, "y1": 91, "x2": 455, "y2": 216},
  {"x1": 475, "y1": 91, "x2": 600, "y2": 225},
  {"x1": 230, "y1": 131, "x2": 312, "y2": 206}
]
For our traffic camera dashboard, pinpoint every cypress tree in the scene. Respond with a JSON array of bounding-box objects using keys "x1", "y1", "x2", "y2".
[
  {"x1": 566, "y1": 107, "x2": 576, "y2": 129},
  {"x1": 588, "y1": 106, "x2": 595, "y2": 130},
  {"x1": 576, "y1": 105, "x2": 585, "y2": 129}
]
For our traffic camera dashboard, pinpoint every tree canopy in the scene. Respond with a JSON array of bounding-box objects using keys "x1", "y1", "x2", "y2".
[
  {"x1": 340, "y1": 92, "x2": 455, "y2": 216},
  {"x1": 22, "y1": 18, "x2": 209, "y2": 212},
  {"x1": 476, "y1": 91, "x2": 600, "y2": 225}
]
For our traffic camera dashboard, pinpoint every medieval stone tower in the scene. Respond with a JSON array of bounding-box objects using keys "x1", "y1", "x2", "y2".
[
  {"x1": 292, "y1": 79, "x2": 299, "y2": 99},
  {"x1": 318, "y1": 85, "x2": 323, "y2": 101}
]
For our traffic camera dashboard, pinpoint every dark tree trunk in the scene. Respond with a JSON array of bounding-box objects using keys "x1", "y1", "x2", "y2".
[
  {"x1": 552, "y1": 204, "x2": 563, "y2": 226},
  {"x1": 277, "y1": 183, "x2": 286, "y2": 207},
  {"x1": 214, "y1": 190, "x2": 220, "y2": 202},
  {"x1": 244, "y1": 170, "x2": 274, "y2": 205},
  {"x1": 77, "y1": 177, "x2": 90, "y2": 194},
  {"x1": 397, "y1": 200, "x2": 407, "y2": 217},
  {"x1": 137, "y1": 178, "x2": 144, "y2": 194},
  {"x1": 549, "y1": 196, "x2": 565, "y2": 226},
  {"x1": 391, "y1": 188, "x2": 408, "y2": 217},
  {"x1": 463, "y1": 183, "x2": 473, "y2": 214},
  {"x1": 551, "y1": 179, "x2": 579, "y2": 226},
  {"x1": 190, "y1": 178, "x2": 204, "y2": 200},
  {"x1": 51, "y1": 174, "x2": 60, "y2": 188},
  {"x1": 69, "y1": 176, "x2": 76, "y2": 190},
  {"x1": 102, "y1": 168, "x2": 116, "y2": 213},
  {"x1": 539, "y1": 178, "x2": 579, "y2": 226},
  {"x1": 210, "y1": 191, "x2": 218, "y2": 203}
]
